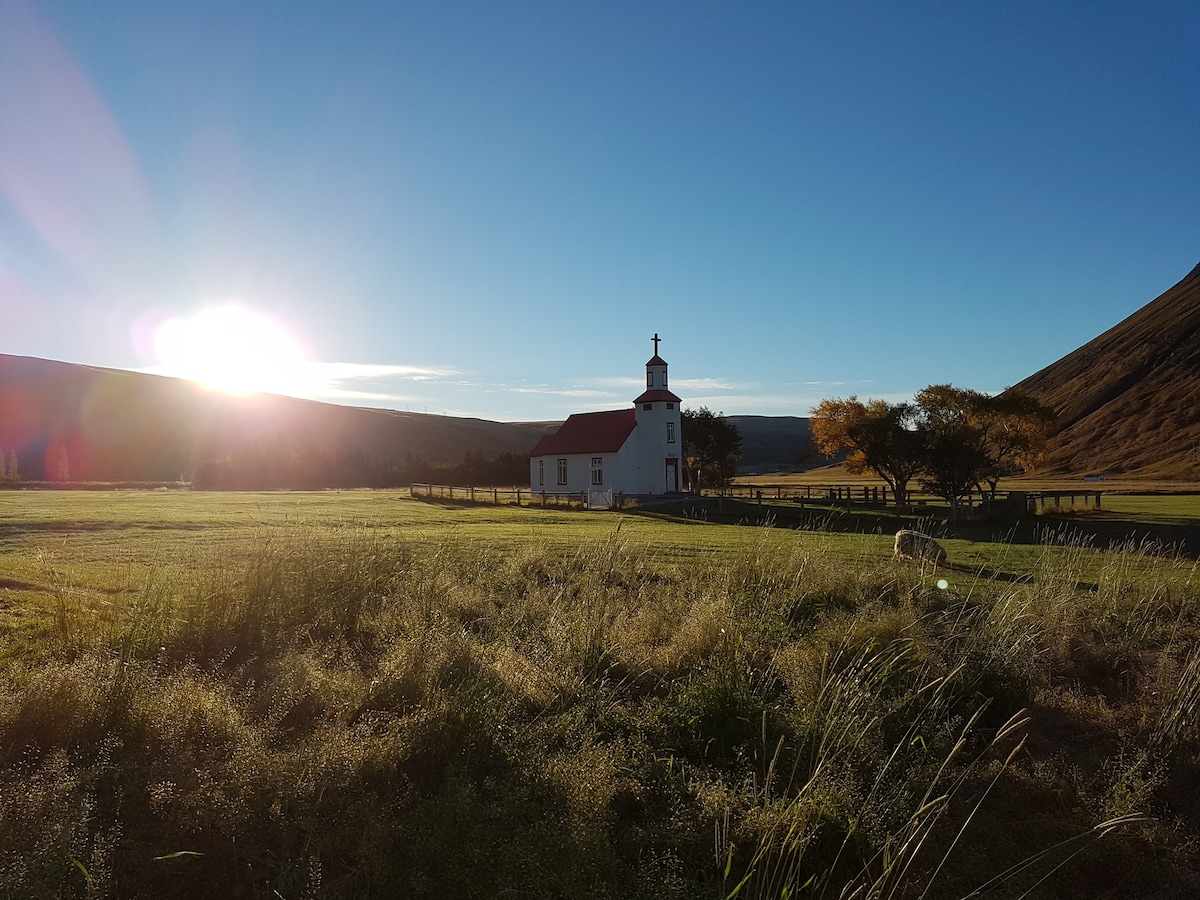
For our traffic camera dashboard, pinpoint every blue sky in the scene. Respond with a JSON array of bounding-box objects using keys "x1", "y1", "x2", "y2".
[{"x1": 2, "y1": 0, "x2": 1197, "y2": 422}]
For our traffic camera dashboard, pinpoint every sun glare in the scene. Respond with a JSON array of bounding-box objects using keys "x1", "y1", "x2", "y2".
[{"x1": 152, "y1": 304, "x2": 313, "y2": 396}]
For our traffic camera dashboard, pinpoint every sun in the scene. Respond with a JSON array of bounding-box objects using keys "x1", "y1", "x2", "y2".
[{"x1": 152, "y1": 304, "x2": 313, "y2": 396}]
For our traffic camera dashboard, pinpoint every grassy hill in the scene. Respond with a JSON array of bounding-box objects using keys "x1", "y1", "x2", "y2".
[
  {"x1": 725, "y1": 414, "x2": 815, "y2": 473},
  {"x1": 0, "y1": 354, "x2": 554, "y2": 482},
  {"x1": 32, "y1": 262, "x2": 1200, "y2": 489},
  {"x1": 0, "y1": 354, "x2": 815, "y2": 483},
  {"x1": 1014, "y1": 261, "x2": 1200, "y2": 478}
]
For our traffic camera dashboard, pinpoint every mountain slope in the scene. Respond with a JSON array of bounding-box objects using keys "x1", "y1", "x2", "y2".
[
  {"x1": 725, "y1": 415, "x2": 815, "y2": 472},
  {"x1": 0, "y1": 355, "x2": 554, "y2": 482},
  {"x1": 1013, "y1": 262, "x2": 1200, "y2": 477}
]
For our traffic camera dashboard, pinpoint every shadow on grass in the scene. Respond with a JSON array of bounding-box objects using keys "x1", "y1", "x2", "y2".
[
  {"x1": 938, "y1": 560, "x2": 1099, "y2": 592},
  {"x1": 639, "y1": 497, "x2": 1200, "y2": 559}
]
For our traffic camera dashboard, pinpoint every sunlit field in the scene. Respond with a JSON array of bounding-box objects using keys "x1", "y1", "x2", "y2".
[{"x1": 3, "y1": 491, "x2": 1200, "y2": 898}]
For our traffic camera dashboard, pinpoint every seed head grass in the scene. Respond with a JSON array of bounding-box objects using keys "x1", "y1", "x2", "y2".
[{"x1": 2, "y1": 494, "x2": 1200, "y2": 897}]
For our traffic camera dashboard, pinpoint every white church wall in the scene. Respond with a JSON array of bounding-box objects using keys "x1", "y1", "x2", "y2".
[
  {"x1": 526, "y1": 339, "x2": 685, "y2": 497},
  {"x1": 631, "y1": 404, "x2": 682, "y2": 494},
  {"x1": 528, "y1": 452, "x2": 613, "y2": 495}
]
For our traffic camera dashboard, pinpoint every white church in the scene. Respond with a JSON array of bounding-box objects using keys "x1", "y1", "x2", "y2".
[{"x1": 529, "y1": 336, "x2": 683, "y2": 497}]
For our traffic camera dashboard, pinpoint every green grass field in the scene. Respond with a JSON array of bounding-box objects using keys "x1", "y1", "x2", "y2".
[{"x1": 3, "y1": 491, "x2": 1200, "y2": 898}]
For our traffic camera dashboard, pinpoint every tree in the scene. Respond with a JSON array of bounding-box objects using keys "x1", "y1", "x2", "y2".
[
  {"x1": 911, "y1": 384, "x2": 1056, "y2": 518},
  {"x1": 914, "y1": 384, "x2": 1055, "y2": 501},
  {"x1": 916, "y1": 422, "x2": 988, "y2": 520},
  {"x1": 972, "y1": 389, "x2": 1056, "y2": 496},
  {"x1": 813, "y1": 387, "x2": 1056, "y2": 515},
  {"x1": 809, "y1": 397, "x2": 925, "y2": 506},
  {"x1": 682, "y1": 407, "x2": 742, "y2": 493}
]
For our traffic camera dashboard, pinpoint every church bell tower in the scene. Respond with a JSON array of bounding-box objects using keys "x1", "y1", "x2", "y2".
[{"x1": 632, "y1": 333, "x2": 683, "y2": 493}]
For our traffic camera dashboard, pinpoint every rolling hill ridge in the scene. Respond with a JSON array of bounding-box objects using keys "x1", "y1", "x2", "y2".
[
  {"x1": 0, "y1": 355, "x2": 817, "y2": 484},
  {"x1": 8, "y1": 255, "x2": 1199, "y2": 488},
  {"x1": 0, "y1": 355, "x2": 554, "y2": 483},
  {"x1": 1013, "y1": 261, "x2": 1200, "y2": 478}
]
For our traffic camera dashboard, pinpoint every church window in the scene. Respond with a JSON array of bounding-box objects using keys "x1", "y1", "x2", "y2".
[
  {"x1": 643, "y1": 403, "x2": 653, "y2": 411},
  {"x1": 663, "y1": 371, "x2": 667, "y2": 387},
  {"x1": 538, "y1": 460, "x2": 544, "y2": 485},
  {"x1": 647, "y1": 371, "x2": 653, "y2": 388},
  {"x1": 667, "y1": 422, "x2": 676, "y2": 443},
  {"x1": 591, "y1": 458, "x2": 604, "y2": 485},
  {"x1": 666, "y1": 403, "x2": 674, "y2": 409},
  {"x1": 557, "y1": 458, "x2": 567, "y2": 485}
]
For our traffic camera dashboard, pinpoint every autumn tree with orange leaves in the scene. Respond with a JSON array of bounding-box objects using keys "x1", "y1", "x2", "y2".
[
  {"x1": 811, "y1": 388, "x2": 1054, "y2": 512},
  {"x1": 809, "y1": 397, "x2": 926, "y2": 506}
]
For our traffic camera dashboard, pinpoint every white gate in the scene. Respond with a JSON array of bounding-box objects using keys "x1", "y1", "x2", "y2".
[{"x1": 587, "y1": 489, "x2": 613, "y2": 509}]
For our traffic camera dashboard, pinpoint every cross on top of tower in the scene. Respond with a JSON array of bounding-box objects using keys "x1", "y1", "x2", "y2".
[{"x1": 652, "y1": 333, "x2": 661, "y2": 355}]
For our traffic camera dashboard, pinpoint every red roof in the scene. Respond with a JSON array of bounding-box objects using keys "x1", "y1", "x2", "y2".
[
  {"x1": 530, "y1": 408, "x2": 637, "y2": 456},
  {"x1": 632, "y1": 388, "x2": 681, "y2": 404},
  {"x1": 646, "y1": 354, "x2": 668, "y2": 366}
]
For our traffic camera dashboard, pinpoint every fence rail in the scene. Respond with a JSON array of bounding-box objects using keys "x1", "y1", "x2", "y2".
[
  {"x1": 410, "y1": 481, "x2": 1102, "y2": 515},
  {"x1": 722, "y1": 483, "x2": 1102, "y2": 512},
  {"x1": 409, "y1": 483, "x2": 622, "y2": 509}
]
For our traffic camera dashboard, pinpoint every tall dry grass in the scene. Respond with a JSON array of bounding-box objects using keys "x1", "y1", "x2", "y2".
[{"x1": 2, "y1": 523, "x2": 1199, "y2": 897}]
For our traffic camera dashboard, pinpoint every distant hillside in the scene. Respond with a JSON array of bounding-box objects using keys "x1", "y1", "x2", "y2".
[
  {"x1": 0, "y1": 354, "x2": 825, "y2": 484},
  {"x1": 1013, "y1": 262, "x2": 1200, "y2": 478},
  {"x1": 726, "y1": 415, "x2": 816, "y2": 473},
  {"x1": 0, "y1": 355, "x2": 554, "y2": 483}
]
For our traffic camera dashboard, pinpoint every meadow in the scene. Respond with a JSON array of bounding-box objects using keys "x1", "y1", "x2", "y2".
[{"x1": 2, "y1": 490, "x2": 1200, "y2": 898}]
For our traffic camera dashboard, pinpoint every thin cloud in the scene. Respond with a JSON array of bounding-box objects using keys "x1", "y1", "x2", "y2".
[
  {"x1": 313, "y1": 387, "x2": 420, "y2": 403},
  {"x1": 511, "y1": 386, "x2": 619, "y2": 399},
  {"x1": 674, "y1": 377, "x2": 734, "y2": 391},
  {"x1": 590, "y1": 376, "x2": 643, "y2": 390},
  {"x1": 314, "y1": 362, "x2": 459, "y2": 381}
]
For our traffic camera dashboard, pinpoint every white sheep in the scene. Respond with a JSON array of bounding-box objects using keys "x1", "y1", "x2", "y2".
[{"x1": 893, "y1": 529, "x2": 947, "y2": 565}]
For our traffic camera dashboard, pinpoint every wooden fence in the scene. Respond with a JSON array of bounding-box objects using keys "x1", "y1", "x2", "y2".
[
  {"x1": 410, "y1": 483, "x2": 621, "y2": 509},
  {"x1": 411, "y1": 481, "x2": 1102, "y2": 515},
  {"x1": 723, "y1": 483, "x2": 1102, "y2": 513}
]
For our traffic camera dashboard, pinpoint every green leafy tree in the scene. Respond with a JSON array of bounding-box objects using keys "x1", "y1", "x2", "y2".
[
  {"x1": 914, "y1": 384, "x2": 1055, "y2": 504},
  {"x1": 682, "y1": 407, "x2": 742, "y2": 493},
  {"x1": 809, "y1": 397, "x2": 925, "y2": 506},
  {"x1": 916, "y1": 422, "x2": 988, "y2": 521},
  {"x1": 973, "y1": 389, "x2": 1056, "y2": 495}
]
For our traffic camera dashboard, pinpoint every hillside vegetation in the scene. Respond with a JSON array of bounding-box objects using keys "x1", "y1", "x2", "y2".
[
  {"x1": 0, "y1": 355, "x2": 554, "y2": 483},
  {"x1": 1015, "y1": 262, "x2": 1200, "y2": 478},
  {"x1": 3, "y1": 492, "x2": 1200, "y2": 898},
  {"x1": 7, "y1": 261, "x2": 1200, "y2": 485}
]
